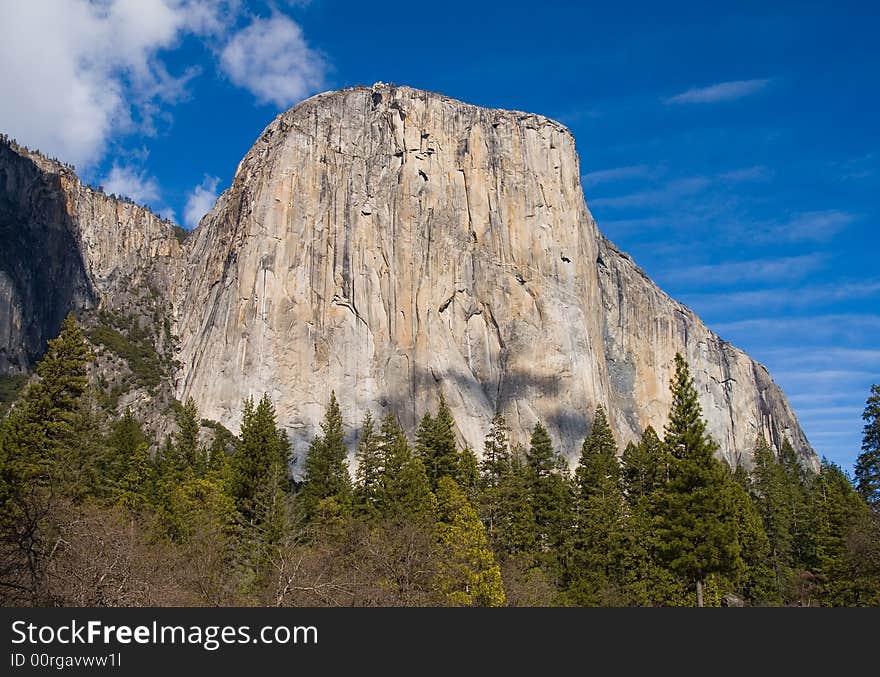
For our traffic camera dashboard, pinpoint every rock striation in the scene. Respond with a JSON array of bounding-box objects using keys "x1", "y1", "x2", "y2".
[{"x1": 0, "y1": 85, "x2": 817, "y2": 471}]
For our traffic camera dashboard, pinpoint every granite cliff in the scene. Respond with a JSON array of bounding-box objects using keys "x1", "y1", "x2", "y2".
[{"x1": 0, "y1": 84, "x2": 816, "y2": 470}]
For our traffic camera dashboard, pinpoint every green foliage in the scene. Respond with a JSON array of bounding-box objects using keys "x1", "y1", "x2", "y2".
[
  {"x1": 88, "y1": 311, "x2": 170, "y2": 393},
  {"x1": 298, "y1": 392, "x2": 351, "y2": 521},
  {"x1": 171, "y1": 224, "x2": 189, "y2": 244},
  {"x1": 657, "y1": 354, "x2": 741, "y2": 605},
  {"x1": 174, "y1": 397, "x2": 202, "y2": 471},
  {"x1": 569, "y1": 405, "x2": 628, "y2": 604},
  {"x1": 432, "y1": 477, "x2": 505, "y2": 607},
  {"x1": 376, "y1": 412, "x2": 435, "y2": 522},
  {"x1": 354, "y1": 411, "x2": 382, "y2": 515},
  {"x1": 525, "y1": 422, "x2": 574, "y2": 578},
  {"x1": 0, "y1": 374, "x2": 27, "y2": 417},
  {"x1": 230, "y1": 395, "x2": 290, "y2": 519},
  {"x1": 855, "y1": 384, "x2": 880, "y2": 508},
  {"x1": 2, "y1": 322, "x2": 878, "y2": 607},
  {"x1": 622, "y1": 426, "x2": 666, "y2": 499},
  {"x1": 416, "y1": 394, "x2": 461, "y2": 488}
]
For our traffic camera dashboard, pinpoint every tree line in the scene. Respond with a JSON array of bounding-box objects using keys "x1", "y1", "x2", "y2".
[{"x1": 0, "y1": 316, "x2": 878, "y2": 606}]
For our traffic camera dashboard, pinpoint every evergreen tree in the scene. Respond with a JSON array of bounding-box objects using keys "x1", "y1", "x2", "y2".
[
  {"x1": 0, "y1": 314, "x2": 91, "y2": 603},
  {"x1": 570, "y1": 405, "x2": 627, "y2": 604},
  {"x1": 725, "y1": 463, "x2": 775, "y2": 604},
  {"x1": 457, "y1": 446, "x2": 479, "y2": 502},
  {"x1": 855, "y1": 384, "x2": 880, "y2": 509},
  {"x1": 479, "y1": 415, "x2": 512, "y2": 542},
  {"x1": 657, "y1": 353, "x2": 740, "y2": 606},
  {"x1": 777, "y1": 437, "x2": 812, "y2": 577},
  {"x1": 432, "y1": 476, "x2": 505, "y2": 607},
  {"x1": 525, "y1": 422, "x2": 573, "y2": 570},
  {"x1": 622, "y1": 426, "x2": 666, "y2": 500},
  {"x1": 298, "y1": 392, "x2": 352, "y2": 520},
  {"x1": 116, "y1": 442, "x2": 154, "y2": 514},
  {"x1": 175, "y1": 397, "x2": 202, "y2": 472},
  {"x1": 750, "y1": 436, "x2": 795, "y2": 600},
  {"x1": 416, "y1": 395, "x2": 460, "y2": 488},
  {"x1": 377, "y1": 412, "x2": 434, "y2": 522},
  {"x1": 354, "y1": 411, "x2": 382, "y2": 515},
  {"x1": 493, "y1": 447, "x2": 537, "y2": 556},
  {"x1": 231, "y1": 395, "x2": 290, "y2": 517},
  {"x1": 480, "y1": 414, "x2": 511, "y2": 486},
  {"x1": 808, "y1": 460, "x2": 875, "y2": 605}
]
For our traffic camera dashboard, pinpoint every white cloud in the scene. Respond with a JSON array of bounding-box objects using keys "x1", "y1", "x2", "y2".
[
  {"x1": 682, "y1": 280, "x2": 880, "y2": 314},
  {"x1": 590, "y1": 177, "x2": 710, "y2": 209},
  {"x1": 664, "y1": 79, "x2": 770, "y2": 104},
  {"x1": 664, "y1": 254, "x2": 826, "y2": 286},
  {"x1": 184, "y1": 175, "x2": 221, "y2": 228},
  {"x1": 0, "y1": 2, "x2": 324, "y2": 170},
  {"x1": 718, "y1": 165, "x2": 773, "y2": 182},
  {"x1": 219, "y1": 14, "x2": 328, "y2": 108},
  {"x1": 0, "y1": 1, "x2": 234, "y2": 168},
  {"x1": 102, "y1": 164, "x2": 162, "y2": 204},
  {"x1": 771, "y1": 210, "x2": 857, "y2": 241},
  {"x1": 711, "y1": 314, "x2": 880, "y2": 345}
]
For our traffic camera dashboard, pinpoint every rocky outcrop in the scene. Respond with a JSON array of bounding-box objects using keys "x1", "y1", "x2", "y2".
[
  {"x1": 0, "y1": 137, "x2": 183, "y2": 433},
  {"x1": 0, "y1": 85, "x2": 817, "y2": 471},
  {"x1": 173, "y1": 84, "x2": 817, "y2": 470}
]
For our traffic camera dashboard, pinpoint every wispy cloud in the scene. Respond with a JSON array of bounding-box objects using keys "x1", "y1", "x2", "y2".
[
  {"x1": 664, "y1": 78, "x2": 771, "y2": 104},
  {"x1": 589, "y1": 177, "x2": 710, "y2": 209},
  {"x1": 718, "y1": 165, "x2": 773, "y2": 182},
  {"x1": 663, "y1": 254, "x2": 825, "y2": 287},
  {"x1": 582, "y1": 164, "x2": 654, "y2": 186},
  {"x1": 757, "y1": 347, "x2": 880, "y2": 372},
  {"x1": 102, "y1": 164, "x2": 161, "y2": 204},
  {"x1": 0, "y1": 2, "x2": 328, "y2": 169},
  {"x1": 712, "y1": 314, "x2": 880, "y2": 344},
  {"x1": 770, "y1": 210, "x2": 857, "y2": 241},
  {"x1": 184, "y1": 175, "x2": 221, "y2": 229},
  {"x1": 219, "y1": 14, "x2": 328, "y2": 108},
  {"x1": 682, "y1": 280, "x2": 880, "y2": 314}
]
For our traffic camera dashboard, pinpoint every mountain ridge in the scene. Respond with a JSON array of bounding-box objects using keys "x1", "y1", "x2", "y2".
[{"x1": 0, "y1": 83, "x2": 817, "y2": 471}]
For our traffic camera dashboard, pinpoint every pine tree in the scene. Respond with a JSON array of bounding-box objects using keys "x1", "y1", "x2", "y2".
[
  {"x1": 725, "y1": 462, "x2": 775, "y2": 604},
  {"x1": 480, "y1": 414, "x2": 511, "y2": 486},
  {"x1": 808, "y1": 460, "x2": 874, "y2": 605},
  {"x1": 377, "y1": 412, "x2": 434, "y2": 522},
  {"x1": 0, "y1": 314, "x2": 92, "y2": 603},
  {"x1": 855, "y1": 384, "x2": 880, "y2": 509},
  {"x1": 750, "y1": 436, "x2": 794, "y2": 600},
  {"x1": 416, "y1": 395, "x2": 460, "y2": 488},
  {"x1": 657, "y1": 353, "x2": 740, "y2": 606},
  {"x1": 432, "y1": 476, "x2": 505, "y2": 607},
  {"x1": 457, "y1": 446, "x2": 480, "y2": 502},
  {"x1": 479, "y1": 415, "x2": 512, "y2": 542},
  {"x1": 776, "y1": 437, "x2": 812, "y2": 579},
  {"x1": 116, "y1": 442, "x2": 153, "y2": 514},
  {"x1": 622, "y1": 426, "x2": 665, "y2": 500},
  {"x1": 525, "y1": 422, "x2": 573, "y2": 568},
  {"x1": 493, "y1": 447, "x2": 536, "y2": 556},
  {"x1": 298, "y1": 392, "x2": 352, "y2": 521},
  {"x1": 231, "y1": 395, "x2": 290, "y2": 517},
  {"x1": 175, "y1": 397, "x2": 202, "y2": 472},
  {"x1": 354, "y1": 411, "x2": 382, "y2": 515},
  {"x1": 570, "y1": 405, "x2": 627, "y2": 604},
  {"x1": 107, "y1": 408, "x2": 148, "y2": 477}
]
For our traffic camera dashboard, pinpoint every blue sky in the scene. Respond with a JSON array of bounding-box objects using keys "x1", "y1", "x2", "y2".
[{"x1": 1, "y1": 1, "x2": 877, "y2": 471}]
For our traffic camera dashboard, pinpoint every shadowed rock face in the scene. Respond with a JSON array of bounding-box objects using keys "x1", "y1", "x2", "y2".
[
  {"x1": 173, "y1": 83, "x2": 816, "y2": 471},
  {"x1": 0, "y1": 138, "x2": 182, "y2": 378}
]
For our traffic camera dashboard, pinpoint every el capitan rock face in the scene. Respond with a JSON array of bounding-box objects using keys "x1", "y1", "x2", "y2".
[
  {"x1": 0, "y1": 84, "x2": 817, "y2": 471},
  {"x1": 172, "y1": 83, "x2": 815, "y2": 470}
]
